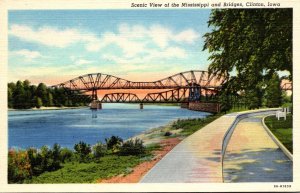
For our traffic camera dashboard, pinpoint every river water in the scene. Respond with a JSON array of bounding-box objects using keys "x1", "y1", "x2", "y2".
[{"x1": 9, "y1": 104, "x2": 210, "y2": 149}]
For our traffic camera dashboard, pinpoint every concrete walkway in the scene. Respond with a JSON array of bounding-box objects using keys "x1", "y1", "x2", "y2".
[
  {"x1": 140, "y1": 109, "x2": 290, "y2": 183},
  {"x1": 140, "y1": 113, "x2": 237, "y2": 182},
  {"x1": 223, "y1": 115, "x2": 292, "y2": 182}
]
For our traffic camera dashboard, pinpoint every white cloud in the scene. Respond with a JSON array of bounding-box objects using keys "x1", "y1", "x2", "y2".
[
  {"x1": 12, "y1": 49, "x2": 42, "y2": 60},
  {"x1": 174, "y1": 29, "x2": 200, "y2": 44},
  {"x1": 9, "y1": 24, "x2": 101, "y2": 52},
  {"x1": 103, "y1": 46, "x2": 187, "y2": 65},
  {"x1": 9, "y1": 23, "x2": 200, "y2": 66},
  {"x1": 75, "y1": 59, "x2": 93, "y2": 65},
  {"x1": 99, "y1": 23, "x2": 197, "y2": 64}
]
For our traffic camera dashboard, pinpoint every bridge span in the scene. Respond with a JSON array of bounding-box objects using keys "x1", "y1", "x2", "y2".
[{"x1": 52, "y1": 70, "x2": 227, "y2": 113}]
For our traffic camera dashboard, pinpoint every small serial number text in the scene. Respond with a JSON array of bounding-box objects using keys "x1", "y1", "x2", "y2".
[{"x1": 274, "y1": 184, "x2": 291, "y2": 188}]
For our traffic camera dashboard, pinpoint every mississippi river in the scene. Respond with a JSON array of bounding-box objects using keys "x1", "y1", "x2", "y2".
[{"x1": 9, "y1": 104, "x2": 210, "y2": 149}]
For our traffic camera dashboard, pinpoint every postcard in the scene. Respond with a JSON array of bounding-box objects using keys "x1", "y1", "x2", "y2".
[{"x1": 0, "y1": 0, "x2": 299, "y2": 192}]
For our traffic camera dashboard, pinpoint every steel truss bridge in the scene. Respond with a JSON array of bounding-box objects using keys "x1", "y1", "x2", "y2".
[
  {"x1": 52, "y1": 70, "x2": 227, "y2": 105},
  {"x1": 281, "y1": 82, "x2": 292, "y2": 91}
]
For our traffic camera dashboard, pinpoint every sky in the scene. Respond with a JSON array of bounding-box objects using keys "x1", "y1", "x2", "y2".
[{"x1": 8, "y1": 9, "x2": 212, "y2": 85}]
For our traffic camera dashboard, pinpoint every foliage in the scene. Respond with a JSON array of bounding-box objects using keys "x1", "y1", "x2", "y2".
[
  {"x1": 264, "y1": 73, "x2": 283, "y2": 107},
  {"x1": 171, "y1": 115, "x2": 220, "y2": 136},
  {"x1": 203, "y1": 9, "x2": 292, "y2": 83},
  {"x1": 265, "y1": 114, "x2": 293, "y2": 153},
  {"x1": 245, "y1": 87, "x2": 263, "y2": 109},
  {"x1": 164, "y1": 131, "x2": 172, "y2": 136},
  {"x1": 92, "y1": 142, "x2": 107, "y2": 158},
  {"x1": 105, "y1": 136, "x2": 123, "y2": 152},
  {"x1": 36, "y1": 97, "x2": 43, "y2": 109},
  {"x1": 24, "y1": 155, "x2": 142, "y2": 183},
  {"x1": 203, "y1": 9, "x2": 292, "y2": 109},
  {"x1": 8, "y1": 149, "x2": 31, "y2": 183},
  {"x1": 74, "y1": 141, "x2": 92, "y2": 162},
  {"x1": 119, "y1": 138, "x2": 146, "y2": 156},
  {"x1": 7, "y1": 80, "x2": 90, "y2": 109},
  {"x1": 60, "y1": 148, "x2": 74, "y2": 163}
]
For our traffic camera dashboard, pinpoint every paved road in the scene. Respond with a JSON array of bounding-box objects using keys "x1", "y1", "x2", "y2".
[
  {"x1": 223, "y1": 116, "x2": 292, "y2": 182},
  {"x1": 140, "y1": 110, "x2": 292, "y2": 183}
]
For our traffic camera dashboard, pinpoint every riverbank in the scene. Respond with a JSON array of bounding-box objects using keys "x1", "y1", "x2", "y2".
[
  {"x1": 98, "y1": 115, "x2": 221, "y2": 183},
  {"x1": 8, "y1": 106, "x2": 87, "y2": 111},
  {"x1": 12, "y1": 114, "x2": 219, "y2": 183}
]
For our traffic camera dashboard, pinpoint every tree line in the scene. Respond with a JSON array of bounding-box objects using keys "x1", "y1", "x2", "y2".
[{"x1": 8, "y1": 80, "x2": 90, "y2": 109}]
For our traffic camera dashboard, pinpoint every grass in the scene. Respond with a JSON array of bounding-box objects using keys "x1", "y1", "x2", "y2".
[
  {"x1": 171, "y1": 115, "x2": 221, "y2": 136},
  {"x1": 264, "y1": 114, "x2": 293, "y2": 153},
  {"x1": 24, "y1": 155, "x2": 143, "y2": 183},
  {"x1": 227, "y1": 106, "x2": 249, "y2": 113}
]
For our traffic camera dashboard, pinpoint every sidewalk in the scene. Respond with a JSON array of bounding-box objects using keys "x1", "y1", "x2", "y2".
[
  {"x1": 140, "y1": 109, "x2": 283, "y2": 183},
  {"x1": 140, "y1": 113, "x2": 236, "y2": 182},
  {"x1": 223, "y1": 115, "x2": 292, "y2": 182}
]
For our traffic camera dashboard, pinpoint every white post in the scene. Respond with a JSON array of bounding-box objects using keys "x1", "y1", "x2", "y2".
[{"x1": 284, "y1": 108, "x2": 287, "y2": 120}]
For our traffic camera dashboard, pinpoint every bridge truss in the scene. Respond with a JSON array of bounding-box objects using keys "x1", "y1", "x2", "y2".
[{"x1": 52, "y1": 70, "x2": 227, "y2": 103}]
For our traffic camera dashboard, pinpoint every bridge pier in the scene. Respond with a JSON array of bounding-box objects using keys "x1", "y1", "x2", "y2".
[
  {"x1": 90, "y1": 100, "x2": 102, "y2": 110},
  {"x1": 180, "y1": 102, "x2": 189, "y2": 108},
  {"x1": 140, "y1": 103, "x2": 143, "y2": 109}
]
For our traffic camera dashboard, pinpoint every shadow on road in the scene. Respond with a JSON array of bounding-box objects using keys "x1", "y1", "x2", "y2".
[{"x1": 223, "y1": 148, "x2": 292, "y2": 182}]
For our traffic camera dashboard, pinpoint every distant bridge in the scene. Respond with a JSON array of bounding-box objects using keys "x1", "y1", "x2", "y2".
[
  {"x1": 51, "y1": 71, "x2": 293, "y2": 113},
  {"x1": 281, "y1": 82, "x2": 292, "y2": 91},
  {"x1": 51, "y1": 70, "x2": 227, "y2": 112}
]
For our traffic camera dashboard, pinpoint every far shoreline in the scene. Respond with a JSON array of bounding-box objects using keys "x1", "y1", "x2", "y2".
[{"x1": 8, "y1": 106, "x2": 88, "y2": 111}]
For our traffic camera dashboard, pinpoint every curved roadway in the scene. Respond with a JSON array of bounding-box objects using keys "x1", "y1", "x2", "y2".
[
  {"x1": 140, "y1": 110, "x2": 292, "y2": 183},
  {"x1": 223, "y1": 115, "x2": 292, "y2": 182}
]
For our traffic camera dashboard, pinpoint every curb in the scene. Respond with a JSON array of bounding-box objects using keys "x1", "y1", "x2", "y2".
[
  {"x1": 221, "y1": 108, "x2": 281, "y2": 182},
  {"x1": 262, "y1": 115, "x2": 293, "y2": 161}
]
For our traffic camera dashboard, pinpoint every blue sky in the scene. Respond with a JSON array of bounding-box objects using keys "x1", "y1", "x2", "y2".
[{"x1": 8, "y1": 10, "x2": 212, "y2": 85}]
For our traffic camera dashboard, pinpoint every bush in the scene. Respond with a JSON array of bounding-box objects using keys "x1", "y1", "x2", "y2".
[
  {"x1": 164, "y1": 131, "x2": 172, "y2": 136},
  {"x1": 8, "y1": 149, "x2": 32, "y2": 183},
  {"x1": 60, "y1": 148, "x2": 74, "y2": 163},
  {"x1": 105, "y1": 136, "x2": 123, "y2": 153},
  {"x1": 74, "y1": 141, "x2": 91, "y2": 162},
  {"x1": 92, "y1": 142, "x2": 107, "y2": 158},
  {"x1": 119, "y1": 138, "x2": 145, "y2": 156},
  {"x1": 27, "y1": 147, "x2": 43, "y2": 176}
]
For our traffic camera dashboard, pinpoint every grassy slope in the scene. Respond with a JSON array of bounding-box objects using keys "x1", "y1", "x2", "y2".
[
  {"x1": 171, "y1": 115, "x2": 221, "y2": 136},
  {"x1": 264, "y1": 114, "x2": 293, "y2": 153},
  {"x1": 25, "y1": 155, "x2": 148, "y2": 183},
  {"x1": 24, "y1": 115, "x2": 220, "y2": 183}
]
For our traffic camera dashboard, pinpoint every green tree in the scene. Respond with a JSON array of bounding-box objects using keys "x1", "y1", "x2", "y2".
[
  {"x1": 36, "y1": 83, "x2": 49, "y2": 106},
  {"x1": 36, "y1": 97, "x2": 43, "y2": 108},
  {"x1": 119, "y1": 138, "x2": 145, "y2": 156},
  {"x1": 60, "y1": 148, "x2": 74, "y2": 163},
  {"x1": 105, "y1": 136, "x2": 123, "y2": 153},
  {"x1": 8, "y1": 82, "x2": 16, "y2": 108},
  {"x1": 245, "y1": 87, "x2": 263, "y2": 109},
  {"x1": 52, "y1": 143, "x2": 62, "y2": 170},
  {"x1": 8, "y1": 87, "x2": 13, "y2": 108},
  {"x1": 13, "y1": 81, "x2": 26, "y2": 109},
  {"x1": 92, "y1": 142, "x2": 107, "y2": 158},
  {"x1": 74, "y1": 141, "x2": 91, "y2": 162},
  {"x1": 265, "y1": 73, "x2": 282, "y2": 107},
  {"x1": 203, "y1": 9, "x2": 292, "y2": 92},
  {"x1": 48, "y1": 92, "x2": 54, "y2": 106}
]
